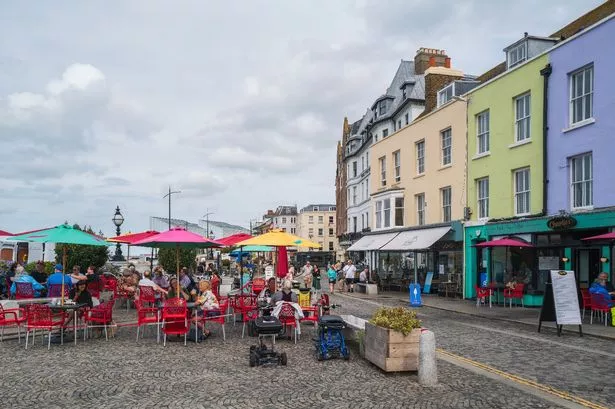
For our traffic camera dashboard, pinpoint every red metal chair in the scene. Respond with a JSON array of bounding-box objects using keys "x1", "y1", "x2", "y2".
[
  {"x1": 236, "y1": 295, "x2": 258, "y2": 338},
  {"x1": 47, "y1": 284, "x2": 70, "y2": 298},
  {"x1": 83, "y1": 299, "x2": 115, "y2": 341},
  {"x1": 300, "y1": 306, "x2": 319, "y2": 325},
  {"x1": 251, "y1": 277, "x2": 266, "y2": 296},
  {"x1": 162, "y1": 297, "x2": 188, "y2": 346},
  {"x1": 590, "y1": 293, "x2": 612, "y2": 326},
  {"x1": 87, "y1": 280, "x2": 102, "y2": 299},
  {"x1": 138, "y1": 285, "x2": 157, "y2": 308},
  {"x1": 580, "y1": 288, "x2": 592, "y2": 320},
  {"x1": 25, "y1": 304, "x2": 66, "y2": 350},
  {"x1": 0, "y1": 304, "x2": 26, "y2": 343},
  {"x1": 475, "y1": 285, "x2": 492, "y2": 308},
  {"x1": 135, "y1": 300, "x2": 160, "y2": 343},
  {"x1": 102, "y1": 275, "x2": 118, "y2": 293},
  {"x1": 15, "y1": 282, "x2": 35, "y2": 300},
  {"x1": 278, "y1": 302, "x2": 299, "y2": 344},
  {"x1": 503, "y1": 283, "x2": 525, "y2": 308},
  {"x1": 203, "y1": 298, "x2": 229, "y2": 341}
]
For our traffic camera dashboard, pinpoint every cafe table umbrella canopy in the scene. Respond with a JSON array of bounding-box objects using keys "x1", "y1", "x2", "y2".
[
  {"x1": 216, "y1": 233, "x2": 254, "y2": 247},
  {"x1": 107, "y1": 230, "x2": 160, "y2": 272},
  {"x1": 8, "y1": 224, "x2": 110, "y2": 304},
  {"x1": 131, "y1": 228, "x2": 223, "y2": 296},
  {"x1": 235, "y1": 229, "x2": 321, "y2": 249},
  {"x1": 474, "y1": 237, "x2": 534, "y2": 286}
]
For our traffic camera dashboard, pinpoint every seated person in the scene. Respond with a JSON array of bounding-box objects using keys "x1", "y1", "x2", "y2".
[
  {"x1": 505, "y1": 277, "x2": 518, "y2": 290},
  {"x1": 167, "y1": 277, "x2": 191, "y2": 301},
  {"x1": 271, "y1": 280, "x2": 298, "y2": 304},
  {"x1": 258, "y1": 277, "x2": 277, "y2": 306},
  {"x1": 47, "y1": 264, "x2": 73, "y2": 290},
  {"x1": 117, "y1": 269, "x2": 138, "y2": 297},
  {"x1": 152, "y1": 267, "x2": 170, "y2": 288},
  {"x1": 193, "y1": 280, "x2": 219, "y2": 338},
  {"x1": 10, "y1": 267, "x2": 45, "y2": 298},
  {"x1": 30, "y1": 261, "x2": 48, "y2": 284},
  {"x1": 359, "y1": 267, "x2": 368, "y2": 283},
  {"x1": 69, "y1": 280, "x2": 94, "y2": 308},
  {"x1": 597, "y1": 272, "x2": 615, "y2": 295},
  {"x1": 85, "y1": 265, "x2": 100, "y2": 283},
  {"x1": 139, "y1": 270, "x2": 169, "y2": 296},
  {"x1": 589, "y1": 274, "x2": 614, "y2": 307},
  {"x1": 70, "y1": 265, "x2": 87, "y2": 285}
]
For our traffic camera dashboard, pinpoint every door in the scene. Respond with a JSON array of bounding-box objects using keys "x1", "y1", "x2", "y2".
[{"x1": 575, "y1": 248, "x2": 601, "y2": 288}]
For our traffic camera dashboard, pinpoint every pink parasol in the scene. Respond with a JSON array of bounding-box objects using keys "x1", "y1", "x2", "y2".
[
  {"x1": 132, "y1": 228, "x2": 223, "y2": 296},
  {"x1": 276, "y1": 246, "x2": 289, "y2": 279},
  {"x1": 216, "y1": 233, "x2": 253, "y2": 247},
  {"x1": 582, "y1": 232, "x2": 615, "y2": 241},
  {"x1": 474, "y1": 238, "x2": 533, "y2": 248}
]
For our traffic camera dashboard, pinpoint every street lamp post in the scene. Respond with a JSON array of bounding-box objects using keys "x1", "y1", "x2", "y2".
[
  {"x1": 163, "y1": 186, "x2": 181, "y2": 229},
  {"x1": 208, "y1": 230, "x2": 215, "y2": 260},
  {"x1": 203, "y1": 210, "x2": 214, "y2": 259},
  {"x1": 112, "y1": 206, "x2": 125, "y2": 261}
]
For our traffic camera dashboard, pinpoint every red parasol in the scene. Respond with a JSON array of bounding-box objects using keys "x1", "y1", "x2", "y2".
[{"x1": 216, "y1": 233, "x2": 253, "y2": 247}]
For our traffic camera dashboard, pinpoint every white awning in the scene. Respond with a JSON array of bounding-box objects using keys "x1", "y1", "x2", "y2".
[
  {"x1": 379, "y1": 226, "x2": 451, "y2": 251},
  {"x1": 347, "y1": 232, "x2": 399, "y2": 251}
]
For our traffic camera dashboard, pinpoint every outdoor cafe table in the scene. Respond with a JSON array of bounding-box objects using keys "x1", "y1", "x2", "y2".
[{"x1": 48, "y1": 302, "x2": 88, "y2": 345}]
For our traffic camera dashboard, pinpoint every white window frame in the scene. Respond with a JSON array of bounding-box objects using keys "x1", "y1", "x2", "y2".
[
  {"x1": 416, "y1": 140, "x2": 425, "y2": 175},
  {"x1": 382, "y1": 128, "x2": 389, "y2": 138},
  {"x1": 416, "y1": 194, "x2": 425, "y2": 226},
  {"x1": 437, "y1": 83, "x2": 454, "y2": 107},
  {"x1": 352, "y1": 186, "x2": 357, "y2": 205},
  {"x1": 352, "y1": 161, "x2": 357, "y2": 177},
  {"x1": 570, "y1": 153, "x2": 593, "y2": 210},
  {"x1": 476, "y1": 111, "x2": 490, "y2": 154},
  {"x1": 515, "y1": 93, "x2": 531, "y2": 142},
  {"x1": 308, "y1": 215, "x2": 314, "y2": 224},
  {"x1": 379, "y1": 156, "x2": 386, "y2": 186},
  {"x1": 441, "y1": 187, "x2": 451, "y2": 222},
  {"x1": 394, "y1": 197, "x2": 404, "y2": 227},
  {"x1": 318, "y1": 215, "x2": 323, "y2": 223},
  {"x1": 514, "y1": 168, "x2": 531, "y2": 216},
  {"x1": 569, "y1": 65, "x2": 594, "y2": 125},
  {"x1": 379, "y1": 101, "x2": 386, "y2": 116},
  {"x1": 393, "y1": 150, "x2": 401, "y2": 182},
  {"x1": 383, "y1": 198, "x2": 391, "y2": 228},
  {"x1": 507, "y1": 42, "x2": 527, "y2": 69},
  {"x1": 405, "y1": 112, "x2": 409, "y2": 125},
  {"x1": 441, "y1": 128, "x2": 452, "y2": 166},
  {"x1": 477, "y1": 178, "x2": 489, "y2": 219},
  {"x1": 375, "y1": 201, "x2": 383, "y2": 229}
]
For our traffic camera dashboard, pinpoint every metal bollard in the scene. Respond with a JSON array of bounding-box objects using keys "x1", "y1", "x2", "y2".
[{"x1": 418, "y1": 329, "x2": 437, "y2": 386}]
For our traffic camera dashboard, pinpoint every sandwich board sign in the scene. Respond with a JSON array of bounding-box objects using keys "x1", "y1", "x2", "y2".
[{"x1": 538, "y1": 270, "x2": 582, "y2": 336}]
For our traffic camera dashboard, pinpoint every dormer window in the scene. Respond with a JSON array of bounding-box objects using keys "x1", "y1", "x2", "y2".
[
  {"x1": 507, "y1": 42, "x2": 527, "y2": 69},
  {"x1": 379, "y1": 101, "x2": 386, "y2": 116},
  {"x1": 437, "y1": 83, "x2": 455, "y2": 107}
]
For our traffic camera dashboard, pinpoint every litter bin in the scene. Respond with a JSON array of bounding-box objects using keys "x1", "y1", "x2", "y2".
[
  {"x1": 409, "y1": 283, "x2": 422, "y2": 307},
  {"x1": 298, "y1": 288, "x2": 311, "y2": 307}
]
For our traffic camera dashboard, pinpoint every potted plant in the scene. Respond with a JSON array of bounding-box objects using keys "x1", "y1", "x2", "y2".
[{"x1": 364, "y1": 307, "x2": 422, "y2": 372}]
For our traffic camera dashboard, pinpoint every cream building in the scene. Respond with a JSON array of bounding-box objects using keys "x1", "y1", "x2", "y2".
[
  {"x1": 351, "y1": 63, "x2": 479, "y2": 291},
  {"x1": 296, "y1": 204, "x2": 341, "y2": 255}
]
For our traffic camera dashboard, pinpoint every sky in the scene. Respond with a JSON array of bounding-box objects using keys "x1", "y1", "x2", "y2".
[{"x1": 0, "y1": 0, "x2": 604, "y2": 237}]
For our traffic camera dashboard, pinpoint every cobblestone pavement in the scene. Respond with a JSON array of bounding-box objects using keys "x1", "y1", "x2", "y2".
[
  {"x1": 337, "y1": 292, "x2": 615, "y2": 408},
  {"x1": 0, "y1": 291, "x2": 598, "y2": 409}
]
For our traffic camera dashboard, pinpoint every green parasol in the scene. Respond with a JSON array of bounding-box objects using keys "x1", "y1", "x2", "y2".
[{"x1": 8, "y1": 224, "x2": 110, "y2": 304}]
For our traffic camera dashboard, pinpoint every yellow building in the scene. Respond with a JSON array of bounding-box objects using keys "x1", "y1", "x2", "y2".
[{"x1": 295, "y1": 204, "x2": 341, "y2": 257}]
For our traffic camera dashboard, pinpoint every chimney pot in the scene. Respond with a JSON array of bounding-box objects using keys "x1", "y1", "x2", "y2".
[
  {"x1": 444, "y1": 57, "x2": 451, "y2": 68},
  {"x1": 429, "y1": 56, "x2": 436, "y2": 67}
]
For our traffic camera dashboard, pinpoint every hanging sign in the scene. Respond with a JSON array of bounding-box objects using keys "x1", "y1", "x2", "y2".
[{"x1": 547, "y1": 216, "x2": 577, "y2": 230}]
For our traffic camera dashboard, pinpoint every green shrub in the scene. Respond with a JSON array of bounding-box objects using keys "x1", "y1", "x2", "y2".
[{"x1": 369, "y1": 307, "x2": 422, "y2": 335}]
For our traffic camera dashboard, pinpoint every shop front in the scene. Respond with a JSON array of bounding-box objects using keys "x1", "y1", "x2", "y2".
[
  {"x1": 349, "y1": 222, "x2": 464, "y2": 294},
  {"x1": 464, "y1": 209, "x2": 615, "y2": 307}
]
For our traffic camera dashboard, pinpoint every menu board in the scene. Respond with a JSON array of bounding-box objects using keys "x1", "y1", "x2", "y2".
[
  {"x1": 550, "y1": 270, "x2": 582, "y2": 325},
  {"x1": 538, "y1": 256, "x2": 560, "y2": 271}
]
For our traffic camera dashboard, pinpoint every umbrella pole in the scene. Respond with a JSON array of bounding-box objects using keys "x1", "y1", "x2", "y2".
[
  {"x1": 240, "y1": 246, "x2": 244, "y2": 291},
  {"x1": 127, "y1": 245, "x2": 130, "y2": 268},
  {"x1": 150, "y1": 248, "x2": 154, "y2": 273},
  {"x1": 61, "y1": 247, "x2": 67, "y2": 306},
  {"x1": 176, "y1": 246, "x2": 180, "y2": 297}
]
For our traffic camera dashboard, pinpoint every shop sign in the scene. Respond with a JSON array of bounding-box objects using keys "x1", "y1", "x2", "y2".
[{"x1": 547, "y1": 216, "x2": 577, "y2": 230}]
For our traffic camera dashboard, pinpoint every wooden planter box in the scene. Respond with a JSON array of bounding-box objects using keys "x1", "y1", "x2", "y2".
[{"x1": 364, "y1": 322, "x2": 420, "y2": 372}]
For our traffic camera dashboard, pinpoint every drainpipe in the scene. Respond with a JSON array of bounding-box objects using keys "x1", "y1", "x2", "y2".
[{"x1": 540, "y1": 64, "x2": 552, "y2": 216}]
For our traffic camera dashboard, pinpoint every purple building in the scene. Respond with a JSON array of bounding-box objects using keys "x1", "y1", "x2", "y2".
[{"x1": 546, "y1": 14, "x2": 615, "y2": 286}]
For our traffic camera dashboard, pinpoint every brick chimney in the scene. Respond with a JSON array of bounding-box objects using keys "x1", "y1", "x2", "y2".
[
  {"x1": 421, "y1": 66, "x2": 464, "y2": 116},
  {"x1": 414, "y1": 48, "x2": 449, "y2": 75}
]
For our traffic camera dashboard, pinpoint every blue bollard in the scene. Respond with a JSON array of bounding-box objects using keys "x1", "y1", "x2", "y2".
[{"x1": 409, "y1": 283, "x2": 422, "y2": 307}]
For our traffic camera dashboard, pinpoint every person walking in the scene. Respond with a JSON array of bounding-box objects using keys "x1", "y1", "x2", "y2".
[
  {"x1": 343, "y1": 260, "x2": 357, "y2": 293},
  {"x1": 327, "y1": 264, "x2": 337, "y2": 294},
  {"x1": 311, "y1": 264, "x2": 321, "y2": 298}
]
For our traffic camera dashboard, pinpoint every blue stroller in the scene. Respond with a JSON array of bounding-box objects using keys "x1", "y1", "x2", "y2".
[{"x1": 315, "y1": 315, "x2": 350, "y2": 361}]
